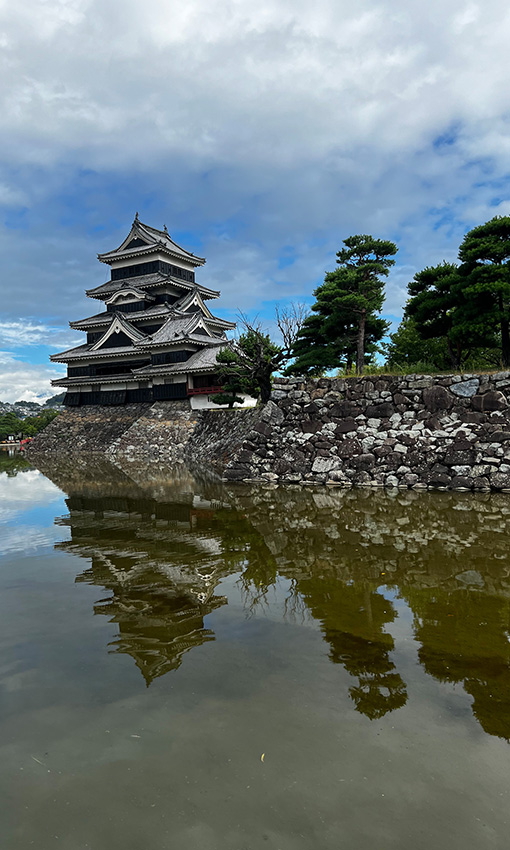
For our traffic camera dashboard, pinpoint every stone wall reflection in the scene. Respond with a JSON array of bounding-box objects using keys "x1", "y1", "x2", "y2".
[
  {"x1": 229, "y1": 484, "x2": 510, "y2": 737},
  {"x1": 40, "y1": 456, "x2": 510, "y2": 737}
]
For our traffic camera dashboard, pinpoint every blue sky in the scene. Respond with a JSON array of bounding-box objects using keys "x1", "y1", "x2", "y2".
[{"x1": 0, "y1": 0, "x2": 509, "y2": 401}]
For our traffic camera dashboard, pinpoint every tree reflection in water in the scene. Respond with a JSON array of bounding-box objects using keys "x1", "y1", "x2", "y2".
[{"x1": 37, "y1": 456, "x2": 510, "y2": 737}]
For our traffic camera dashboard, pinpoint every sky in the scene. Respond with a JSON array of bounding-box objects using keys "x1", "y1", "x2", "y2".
[{"x1": 0, "y1": 0, "x2": 509, "y2": 402}]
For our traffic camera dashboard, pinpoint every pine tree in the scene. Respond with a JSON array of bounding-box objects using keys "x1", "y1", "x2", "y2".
[
  {"x1": 288, "y1": 234, "x2": 397, "y2": 375},
  {"x1": 458, "y1": 216, "x2": 510, "y2": 366}
]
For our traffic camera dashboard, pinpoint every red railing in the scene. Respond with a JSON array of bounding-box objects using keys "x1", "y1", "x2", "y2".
[{"x1": 187, "y1": 386, "x2": 223, "y2": 396}]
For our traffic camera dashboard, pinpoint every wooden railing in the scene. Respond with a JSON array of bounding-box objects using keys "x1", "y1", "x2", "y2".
[{"x1": 187, "y1": 386, "x2": 223, "y2": 396}]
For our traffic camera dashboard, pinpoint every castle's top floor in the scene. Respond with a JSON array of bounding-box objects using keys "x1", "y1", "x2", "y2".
[{"x1": 98, "y1": 213, "x2": 206, "y2": 271}]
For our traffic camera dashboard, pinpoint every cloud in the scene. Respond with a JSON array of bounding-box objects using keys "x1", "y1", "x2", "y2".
[
  {"x1": 0, "y1": 469, "x2": 65, "y2": 555},
  {"x1": 0, "y1": 351, "x2": 64, "y2": 403},
  {"x1": 0, "y1": 0, "x2": 509, "y2": 363},
  {"x1": 0, "y1": 320, "x2": 77, "y2": 349},
  {"x1": 0, "y1": 0, "x2": 508, "y2": 172}
]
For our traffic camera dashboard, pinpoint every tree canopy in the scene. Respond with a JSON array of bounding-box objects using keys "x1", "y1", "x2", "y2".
[
  {"x1": 457, "y1": 216, "x2": 510, "y2": 366},
  {"x1": 396, "y1": 215, "x2": 510, "y2": 371},
  {"x1": 288, "y1": 234, "x2": 397, "y2": 376},
  {"x1": 0, "y1": 408, "x2": 59, "y2": 441}
]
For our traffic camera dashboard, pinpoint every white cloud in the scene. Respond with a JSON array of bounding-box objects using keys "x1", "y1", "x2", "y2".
[
  {"x1": 0, "y1": 0, "x2": 509, "y2": 331},
  {"x1": 0, "y1": 320, "x2": 67, "y2": 347},
  {"x1": 0, "y1": 351, "x2": 64, "y2": 403},
  {"x1": 0, "y1": 469, "x2": 65, "y2": 552},
  {"x1": 0, "y1": 320, "x2": 79, "y2": 351},
  {"x1": 0, "y1": 0, "x2": 508, "y2": 171}
]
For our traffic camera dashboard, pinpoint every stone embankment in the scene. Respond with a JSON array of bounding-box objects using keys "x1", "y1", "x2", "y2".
[
  {"x1": 27, "y1": 372, "x2": 510, "y2": 491},
  {"x1": 224, "y1": 372, "x2": 510, "y2": 491},
  {"x1": 28, "y1": 402, "x2": 152, "y2": 454},
  {"x1": 27, "y1": 399, "x2": 259, "y2": 467}
]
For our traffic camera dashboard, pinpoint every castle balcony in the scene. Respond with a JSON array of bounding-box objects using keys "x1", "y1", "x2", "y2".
[{"x1": 187, "y1": 386, "x2": 223, "y2": 396}]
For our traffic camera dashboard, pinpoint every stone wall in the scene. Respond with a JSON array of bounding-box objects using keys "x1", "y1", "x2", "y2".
[
  {"x1": 26, "y1": 402, "x2": 152, "y2": 455},
  {"x1": 106, "y1": 401, "x2": 199, "y2": 463},
  {"x1": 223, "y1": 373, "x2": 510, "y2": 491},
  {"x1": 185, "y1": 407, "x2": 261, "y2": 469},
  {"x1": 27, "y1": 372, "x2": 510, "y2": 491},
  {"x1": 26, "y1": 400, "x2": 260, "y2": 470}
]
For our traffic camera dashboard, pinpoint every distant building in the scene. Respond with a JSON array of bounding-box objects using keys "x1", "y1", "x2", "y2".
[{"x1": 51, "y1": 215, "x2": 248, "y2": 408}]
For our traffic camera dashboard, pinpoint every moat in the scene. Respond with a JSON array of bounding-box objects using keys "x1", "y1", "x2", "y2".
[{"x1": 1, "y1": 451, "x2": 509, "y2": 849}]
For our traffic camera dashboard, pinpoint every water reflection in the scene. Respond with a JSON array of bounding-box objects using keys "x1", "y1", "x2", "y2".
[
  {"x1": 0, "y1": 449, "x2": 31, "y2": 476},
  {"x1": 301, "y1": 581, "x2": 407, "y2": 719},
  {"x1": 37, "y1": 457, "x2": 510, "y2": 738},
  {"x1": 40, "y1": 459, "x2": 233, "y2": 686}
]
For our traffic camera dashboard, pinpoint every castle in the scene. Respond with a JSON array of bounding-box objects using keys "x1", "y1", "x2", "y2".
[{"x1": 51, "y1": 215, "x2": 238, "y2": 407}]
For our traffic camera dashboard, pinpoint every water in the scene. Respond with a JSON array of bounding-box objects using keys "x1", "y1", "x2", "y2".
[{"x1": 1, "y1": 451, "x2": 509, "y2": 850}]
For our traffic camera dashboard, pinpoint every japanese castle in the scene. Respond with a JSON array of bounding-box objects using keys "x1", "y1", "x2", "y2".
[{"x1": 51, "y1": 215, "x2": 236, "y2": 407}]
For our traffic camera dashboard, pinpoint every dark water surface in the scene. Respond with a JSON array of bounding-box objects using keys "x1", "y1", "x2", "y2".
[{"x1": 1, "y1": 452, "x2": 509, "y2": 849}]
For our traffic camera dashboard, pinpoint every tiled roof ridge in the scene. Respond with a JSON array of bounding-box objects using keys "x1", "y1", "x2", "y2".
[
  {"x1": 86, "y1": 275, "x2": 219, "y2": 300},
  {"x1": 69, "y1": 302, "x2": 173, "y2": 329},
  {"x1": 105, "y1": 285, "x2": 155, "y2": 303},
  {"x1": 132, "y1": 344, "x2": 226, "y2": 377},
  {"x1": 97, "y1": 217, "x2": 206, "y2": 265}
]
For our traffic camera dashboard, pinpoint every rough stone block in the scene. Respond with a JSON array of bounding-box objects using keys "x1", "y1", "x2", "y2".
[
  {"x1": 423, "y1": 385, "x2": 454, "y2": 412},
  {"x1": 472, "y1": 391, "x2": 507, "y2": 412},
  {"x1": 490, "y1": 473, "x2": 510, "y2": 490},
  {"x1": 450, "y1": 378, "x2": 480, "y2": 397},
  {"x1": 451, "y1": 476, "x2": 473, "y2": 490},
  {"x1": 311, "y1": 456, "x2": 341, "y2": 474},
  {"x1": 365, "y1": 402, "x2": 395, "y2": 419}
]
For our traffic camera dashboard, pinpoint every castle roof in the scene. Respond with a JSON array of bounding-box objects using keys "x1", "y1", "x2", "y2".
[
  {"x1": 97, "y1": 215, "x2": 206, "y2": 268},
  {"x1": 70, "y1": 303, "x2": 175, "y2": 330},
  {"x1": 86, "y1": 273, "x2": 219, "y2": 301},
  {"x1": 52, "y1": 311, "x2": 225, "y2": 363},
  {"x1": 133, "y1": 345, "x2": 223, "y2": 378},
  {"x1": 69, "y1": 302, "x2": 234, "y2": 332},
  {"x1": 105, "y1": 286, "x2": 155, "y2": 304},
  {"x1": 51, "y1": 343, "x2": 141, "y2": 362},
  {"x1": 54, "y1": 218, "x2": 236, "y2": 393}
]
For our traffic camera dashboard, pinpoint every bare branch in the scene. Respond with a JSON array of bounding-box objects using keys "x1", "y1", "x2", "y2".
[{"x1": 275, "y1": 302, "x2": 309, "y2": 353}]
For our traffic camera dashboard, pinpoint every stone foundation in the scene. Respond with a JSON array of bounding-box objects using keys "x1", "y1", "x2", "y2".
[
  {"x1": 27, "y1": 372, "x2": 510, "y2": 491},
  {"x1": 107, "y1": 401, "x2": 199, "y2": 463},
  {"x1": 224, "y1": 373, "x2": 510, "y2": 491},
  {"x1": 26, "y1": 402, "x2": 152, "y2": 454}
]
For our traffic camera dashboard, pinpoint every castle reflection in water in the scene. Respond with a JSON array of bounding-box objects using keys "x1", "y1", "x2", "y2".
[{"x1": 36, "y1": 455, "x2": 510, "y2": 738}]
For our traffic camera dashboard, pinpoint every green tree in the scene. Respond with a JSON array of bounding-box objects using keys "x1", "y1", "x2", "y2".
[
  {"x1": 288, "y1": 310, "x2": 387, "y2": 376},
  {"x1": 0, "y1": 408, "x2": 59, "y2": 441},
  {"x1": 289, "y1": 234, "x2": 397, "y2": 375},
  {"x1": 383, "y1": 313, "x2": 450, "y2": 371},
  {"x1": 23, "y1": 409, "x2": 59, "y2": 434},
  {"x1": 458, "y1": 215, "x2": 510, "y2": 366},
  {"x1": 216, "y1": 328, "x2": 281, "y2": 404},
  {"x1": 0, "y1": 412, "x2": 23, "y2": 441},
  {"x1": 405, "y1": 262, "x2": 469, "y2": 369},
  {"x1": 211, "y1": 364, "x2": 245, "y2": 408},
  {"x1": 216, "y1": 305, "x2": 307, "y2": 404}
]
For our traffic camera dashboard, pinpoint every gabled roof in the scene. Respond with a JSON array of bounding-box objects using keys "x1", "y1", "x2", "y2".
[
  {"x1": 51, "y1": 343, "x2": 147, "y2": 362},
  {"x1": 70, "y1": 303, "x2": 174, "y2": 330},
  {"x1": 174, "y1": 287, "x2": 236, "y2": 329},
  {"x1": 97, "y1": 214, "x2": 206, "y2": 268},
  {"x1": 90, "y1": 313, "x2": 147, "y2": 351},
  {"x1": 144, "y1": 312, "x2": 218, "y2": 347},
  {"x1": 87, "y1": 272, "x2": 166, "y2": 298},
  {"x1": 176, "y1": 287, "x2": 214, "y2": 317}
]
